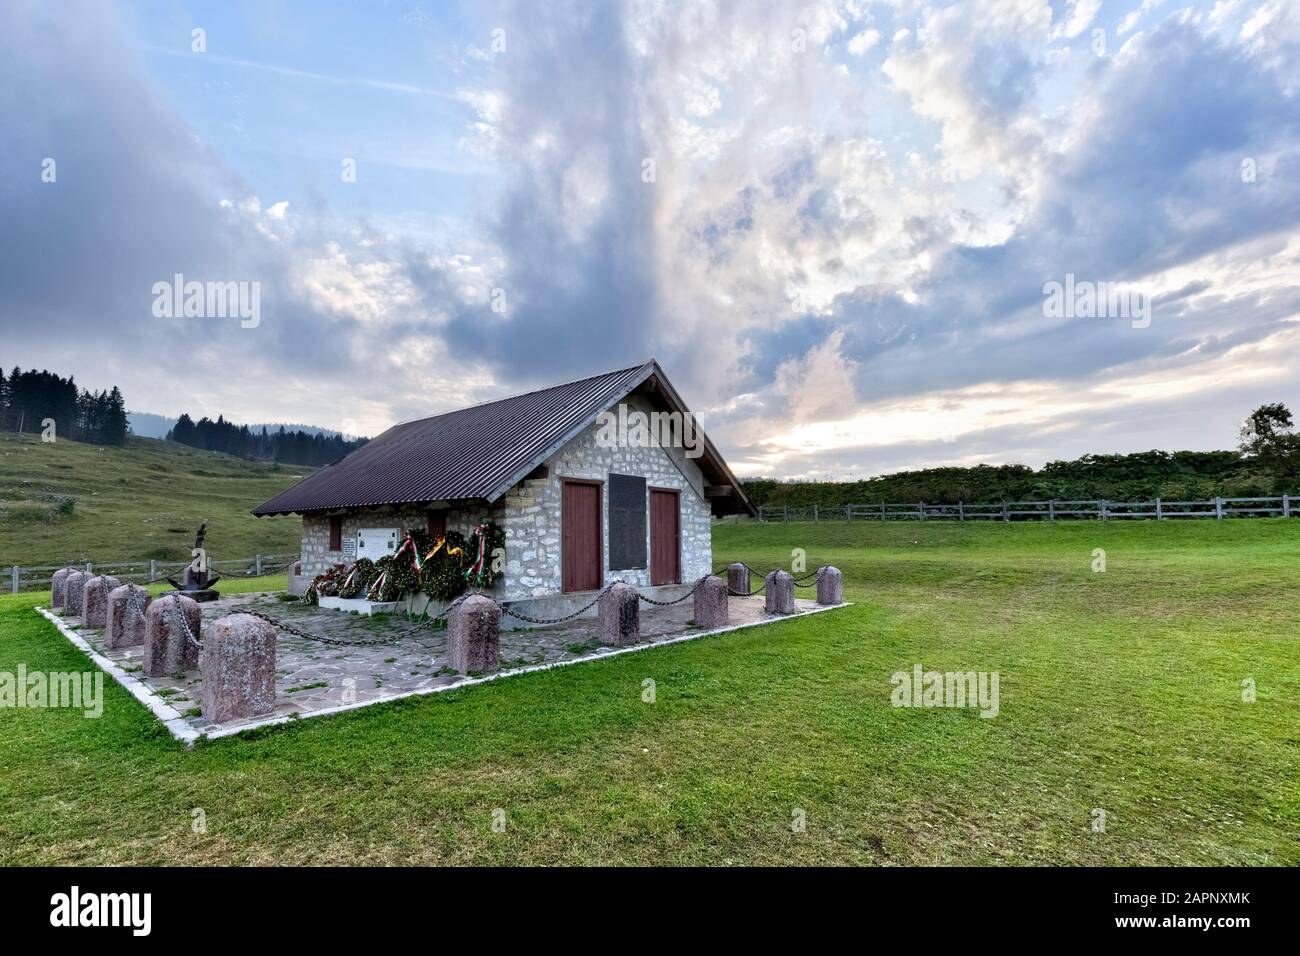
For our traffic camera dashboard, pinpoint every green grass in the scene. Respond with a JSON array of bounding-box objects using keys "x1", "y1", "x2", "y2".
[
  {"x1": 0, "y1": 520, "x2": 1296, "y2": 865},
  {"x1": 0, "y1": 432, "x2": 305, "y2": 567}
]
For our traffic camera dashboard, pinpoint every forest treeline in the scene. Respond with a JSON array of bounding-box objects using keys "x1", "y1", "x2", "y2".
[
  {"x1": 741, "y1": 405, "x2": 1300, "y2": 507},
  {"x1": 166, "y1": 413, "x2": 366, "y2": 467},
  {"x1": 0, "y1": 367, "x2": 128, "y2": 445}
]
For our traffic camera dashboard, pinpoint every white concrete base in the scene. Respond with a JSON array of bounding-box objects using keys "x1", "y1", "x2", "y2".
[{"x1": 317, "y1": 596, "x2": 399, "y2": 616}]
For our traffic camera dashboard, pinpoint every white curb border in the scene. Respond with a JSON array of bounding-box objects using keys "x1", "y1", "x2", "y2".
[
  {"x1": 36, "y1": 607, "x2": 200, "y2": 744},
  {"x1": 35, "y1": 599, "x2": 852, "y2": 746}
]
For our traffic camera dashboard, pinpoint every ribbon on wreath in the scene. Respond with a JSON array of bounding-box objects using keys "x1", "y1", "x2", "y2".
[
  {"x1": 367, "y1": 570, "x2": 388, "y2": 601},
  {"x1": 397, "y1": 534, "x2": 422, "y2": 572},
  {"x1": 465, "y1": 524, "x2": 490, "y2": 581},
  {"x1": 423, "y1": 536, "x2": 464, "y2": 564}
]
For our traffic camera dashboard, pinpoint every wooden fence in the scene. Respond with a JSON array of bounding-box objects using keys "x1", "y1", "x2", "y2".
[
  {"x1": 756, "y1": 496, "x2": 1300, "y2": 523},
  {"x1": 6, "y1": 553, "x2": 299, "y2": 594}
]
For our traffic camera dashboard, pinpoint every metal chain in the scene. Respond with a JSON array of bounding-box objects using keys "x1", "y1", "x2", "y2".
[
  {"x1": 254, "y1": 564, "x2": 803, "y2": 641},
  {"x1": 636, "y1": 575, "x2": 710, "y2": 606},
  {"x1": 733, "y1": 562, "x2": 825, "y2": 585},
  {"x1": 497, "y1": 582, "x2": 617, "y2": 625},
  {"x1": 240, "y1": 607, "x2": 445, "y2": 647},
  {"x1": 165, "y1": 595, "x2": 203, "y2": 649},
  {"x1": 126, "y1": 585, "x2": 148, "y2": 623}
]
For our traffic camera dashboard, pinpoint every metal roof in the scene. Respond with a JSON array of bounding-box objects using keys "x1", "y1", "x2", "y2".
[{"x1": 252, "y1": 360, "x2": 756, "y2": 517}]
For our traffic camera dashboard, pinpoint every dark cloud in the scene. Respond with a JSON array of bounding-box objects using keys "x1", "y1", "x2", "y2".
[{"x1": 439, "y1": 0, "x2": 660, "y2": 385}]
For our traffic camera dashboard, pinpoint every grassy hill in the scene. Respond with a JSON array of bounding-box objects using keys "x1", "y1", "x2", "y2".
[{"x1": 0, "y1": 432, "x2": 307, "y2": 566}]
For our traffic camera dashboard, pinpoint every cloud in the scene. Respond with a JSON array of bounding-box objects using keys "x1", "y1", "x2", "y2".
[{"x1": 3, "y1": 0, "x2": 1299, "y2": 482}]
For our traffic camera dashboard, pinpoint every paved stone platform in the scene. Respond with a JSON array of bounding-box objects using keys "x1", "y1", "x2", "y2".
[{"x1": 46, "y1": 588, "x2": 838, "y2": 739}]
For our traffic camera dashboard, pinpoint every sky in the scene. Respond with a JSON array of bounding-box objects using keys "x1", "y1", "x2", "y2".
[{"x1": 2, "y1": 0, "x2": 1298, "y2": 479}]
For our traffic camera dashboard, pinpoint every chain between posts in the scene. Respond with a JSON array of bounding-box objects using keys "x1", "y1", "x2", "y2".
[
  {"x1": 164, "y1": 594, "x2": 203, "y2": 650},
  {"x1": 722, "y1": 563, "x2": 827, "y2": 595},
  {"x1": 125, "y1": 586, "x2": 149, "y2": 624},
  {"x1": 226, "y1": 563, "x2": 813, "y2": 643}
]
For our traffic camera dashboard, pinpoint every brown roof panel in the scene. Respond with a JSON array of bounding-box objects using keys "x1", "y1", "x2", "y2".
[{"x1": 252, "y1": 360, "x2": 755, "y2": 517}]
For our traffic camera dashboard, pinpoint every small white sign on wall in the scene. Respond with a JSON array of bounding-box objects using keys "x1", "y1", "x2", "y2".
[{"x1": 356, "y1": 527, "x2": 399, "y2": 561}]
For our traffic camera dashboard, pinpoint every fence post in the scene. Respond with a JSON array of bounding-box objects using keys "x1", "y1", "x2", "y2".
[
  {"x1": 881, "y1": 502, "x2": 886, "y2": 521},
  {"x1": 1048, "y1": 500, "x2": 1056, "y2": 521},
  {"x1": 958, "y1": 500, "x2": 965, "y2": 522},
  {"x1": 10, "y1": 566, "x2": 18, "y2": 595},
  {"x1": 255, "y1": 554, "x2": 263, "y2": 576},
  {"x1": 1284, "y1": 495, "x2": 1291, "y2": 519},
  {"x1": 919, "y1": 501, "x2": 925, "y2": 522},
  {"x1": 1155, "y1": 498, "x2": 1163, "y2": 520},
  {"x1": 150, "y1": 559, "x2": 157, "y2": 581},
  {"x1": 784, "y1": 505, "x2": 789, "y2": 523},
  {"x1": 1214, "y1": 496, "x2": 1223, "y2": 520},
  {"x1": 1100, "y1": 500, "x2": 1108, "y2": 522},
  {"x1": 85, "y1": 562, "x2": 92, "y2": 573},
  {"x1": 846, "y1": 503, "x2": 854, "y2": 522},
  {"x1": 1002, "y1": 502, "x2": 1009, "y2": 523},
  {"x1": 813, "y1": 505, "x2": 818, "y2": 523}
]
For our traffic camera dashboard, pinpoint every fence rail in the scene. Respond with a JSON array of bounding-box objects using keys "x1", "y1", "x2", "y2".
[
  {"x1": 756, "y1": 495, "x2": 1299, "y2": 524},
  {"x1": 6, "y1": 553, "x2": 299, "y2": 594}
]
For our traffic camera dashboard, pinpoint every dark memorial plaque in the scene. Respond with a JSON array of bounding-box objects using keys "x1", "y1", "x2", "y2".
[{"x1": 608, "y1": 473, "x2": 647, "y2": 570}]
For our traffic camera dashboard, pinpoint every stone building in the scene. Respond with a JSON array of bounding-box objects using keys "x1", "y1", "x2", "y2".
[{"x1": 253, "y1": 361, "x2": 755, "y2": 615}]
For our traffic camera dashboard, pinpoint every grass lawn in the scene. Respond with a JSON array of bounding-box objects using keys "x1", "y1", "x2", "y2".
[{"x1": 0, "y1": 519, "x2": 1296, "y2": 865}]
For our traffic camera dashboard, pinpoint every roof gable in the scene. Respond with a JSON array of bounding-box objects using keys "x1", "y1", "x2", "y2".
[{"x1": 252, "y1": 360, "x2": 754, "y2": 517}]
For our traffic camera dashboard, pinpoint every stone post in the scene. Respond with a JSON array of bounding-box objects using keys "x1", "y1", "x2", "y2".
[
  {"x1": 105, "y1": 584, "x2": 151, "y2": 649},
  {"x1": 598, "y1": 582, "x2": 640, "y2": 647},
  {"x1": 143, "y1": 594, "x2": 201, "y2": 676},
  {"x1": 63, "y1": 570, "x2": 90, "y2": 619},
  {"x1": 727, "y1": 563, "x2": 749, "y2": 595},
  {"x1": 764, "y1": 570, "x2": 795, "y2": 615},
  {"x1": 81, "y1": 575, "x2": 122, "y2": 628},
  {"x1": 200, "y1": 613, "x2": 277, "y2": 722},
  {"x1": 447, "y1": 594, "x2": 501, "y2": 674},
  {"x1": 50, "y1": 567, "x2": 76, "y2": 610},
  {"x1": 693, "y1": 575, "x2": 728, "y2": 629},
  {"x1": 816, "y1": 566, "x2": 843, "y2": 605}
]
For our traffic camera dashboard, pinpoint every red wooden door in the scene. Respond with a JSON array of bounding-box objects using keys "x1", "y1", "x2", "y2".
[
  {"x1": 650, "y1": 488, "x2": 681, "y2": 585},
  {"x1": 562, "y1": 480, "x2": 602, "y2": 592}
]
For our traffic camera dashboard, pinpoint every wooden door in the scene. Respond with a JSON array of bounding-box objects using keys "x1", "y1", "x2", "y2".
[
  {"x1": 650, "y1": 488, "x2": 681, "y2": 585},
  {"x1": 562, "y1": 479, "x2": 602, "y2": 592}
]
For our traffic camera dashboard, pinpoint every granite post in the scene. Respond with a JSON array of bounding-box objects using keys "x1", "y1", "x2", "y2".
[
  {"x1": 81, "y1": 575, "x2": 122, "y2": 628},
  {"x1": 816, "y1": 566, "x2": 843, "y2": 605},
  {"x1": 599, "y1": 582, "x2": 640, "y2": 647},
  {"x1": 143, "y1": 594, "x2": 201, "y2": 676},
  {"x1": 105, "y1": 584, "x2": 151, "y2": 649},
  {"x1": 726, "y1": 563, "x2": 750, "y2": 596},
  {"x1": 63, "y1": 570, "x2": 90, "y2": 619},
  {"x1": 447, "y1": 594, "x2": 501, "y2": 674},
  {"x1": 200, "y1": 613, "x2": 277, "y2": 722},
  {"x1": 764, "y1": 570, "x2": 795, "y2": 615},
  {"x1": 693, "y1": 575, "x2": 728, "y2": 628},
  {"x1": 50, "y1": 567, "x2": 76, "y2": 610}
]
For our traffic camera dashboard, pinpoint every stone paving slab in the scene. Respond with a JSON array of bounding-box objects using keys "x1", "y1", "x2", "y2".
[{"x1": 44, "y1": 588, "x2": 837, "y2": 739}]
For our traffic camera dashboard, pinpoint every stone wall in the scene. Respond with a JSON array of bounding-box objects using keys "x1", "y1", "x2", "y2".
[
  {"x1": 297, "y1": 394, "x2": 713, "y2": 602},
  {"x1": 497, "y1": 394, "x2": 712, "y2": 600}
]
